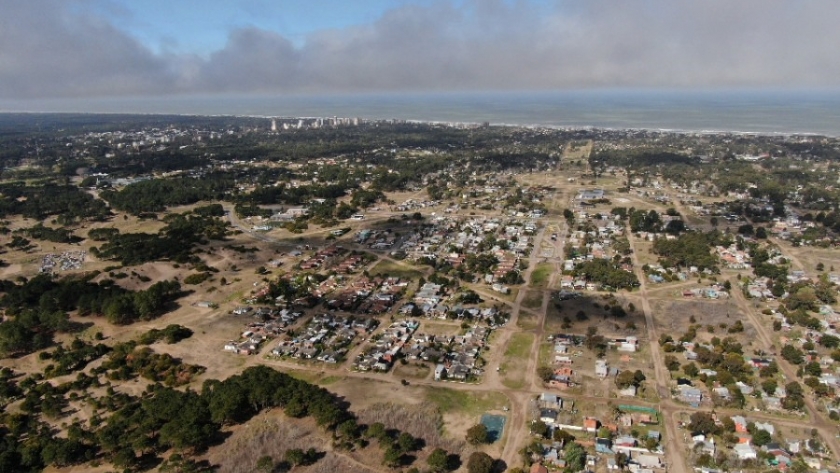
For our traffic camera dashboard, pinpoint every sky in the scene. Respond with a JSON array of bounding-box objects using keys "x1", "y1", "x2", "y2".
[{"x1": 2, "y1": 0, "x2": 840, "y2": 101}]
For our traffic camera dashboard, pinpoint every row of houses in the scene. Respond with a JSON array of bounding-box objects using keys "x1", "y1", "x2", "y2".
[
  {"x1": 353, "y1": 320, "x2": 419, "y2": 371},
  {"x1": 271, "y1": 313, "x2": 378, "y2": 363},
  {"x1": 433, "y1": 325, "x2": 492, "y2": 382}
]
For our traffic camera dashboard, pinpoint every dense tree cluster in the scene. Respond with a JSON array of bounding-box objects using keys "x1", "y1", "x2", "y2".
[
  {"x1": 96, "y1": 343, "x2": 204, "y2": 386},
  {"x1": 573, "y1": 259, "x2": 639, "y2": 290},
  {"x1": 652, "y1": 231, "x2": 724, "y2": 271},
  {"x1": 0, "y1": 182, "x2": 110, "y2": 223},
  {"x1": 91, "y1": 210, "x2": 228, "y2": 265},
  {"x1": 100, "y1": 176, "x2": 233, "y2": 214},
  {"x1": 138, "y1": 325, "x2": 193, "y2": 345},
  {"x1": 18, "y1": 224, "x2": 82, "y2": 244},
  {"x1": 0, "y1": 274, "x2": 182, "y2": 356}
]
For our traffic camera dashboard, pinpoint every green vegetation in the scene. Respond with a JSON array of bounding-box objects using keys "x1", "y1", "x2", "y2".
[
  {"x1": 0, "y1": 274, "x2": 182, "y2": 356},
  {"x1": 425, "y1": 387, "x2": 507, "y2": 417},
  {"x1": 137, "y1": 324, "x2": 194, "y2": 345},
  {"x1": 100, "y1": 176, "x2": 233, "y2": 214},
  {"x1": 96, "y1": 342, "x2": 204, "y2": 386},
  {"x1": 652, "y1": 231, "x2": 726, "y2": 271},
  {"x1": 0, "y1": 182, "x2": 110, "y2": 223},
  {"x1": 91, "y1": 209, "x2": 228, "y2": 265},
  {"x1": 573, "y1": 259, "x2": 639, "y2": 290},
  {"x1": 501, "y1": 332, "x2": 534, "y2": 389},
  {"x1": 530, "y1": 262, "x2": 553, "y2": 287},
  {"x1": 40, "y1": 339, "x2": 111, "y2": 378},
  {"x1": 18, "y1": 224, "x2": 82, "y2": 244}
]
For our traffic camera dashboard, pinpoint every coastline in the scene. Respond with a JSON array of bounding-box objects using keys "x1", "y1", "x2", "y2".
[{"x1": 2, "y1": 88, "x2": 840, "y2": 138}]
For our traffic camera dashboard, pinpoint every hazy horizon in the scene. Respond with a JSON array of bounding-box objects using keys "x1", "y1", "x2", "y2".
[{"x1": 3, "y1": 89, "x2": 840, "y2": 137}]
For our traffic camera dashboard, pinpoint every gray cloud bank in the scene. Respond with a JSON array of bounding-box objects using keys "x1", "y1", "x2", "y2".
[{"x1": 3, "y1": 0, "x2": 840, "y2": 99}]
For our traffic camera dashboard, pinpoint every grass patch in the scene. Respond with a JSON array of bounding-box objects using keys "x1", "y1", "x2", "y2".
[
  {"x1": 522, "y1": 290, "x2": 544, "y2": 310},
  {"x1": 517, "y1": 312, "x2": 539, "y2": 331},
  {"x1": 284, "y1": 369, "x2": 331, "y2": 384},
  {"x1": 538, "y1": 341, "x2": 554, "y2": 367},
  {"x1": 371, "y1": 259, "x2": 427, "y2": 280},
  {"x1": 504, "y1": 332, "x2": 534, "y2": 358},
  {"x1": 530, "y1": 263, "x2": 553, "y2": 287},
  {"x1": 393, "y1": 362, "x2": 431, "y2": 380},
  {"x1": 425, "y1": 387, "x2": 509, "y2": 417},
  {"x1": 500, "y1": 332, "x2": 535, "y2": 389},
  {"x1": 420, "y1": 322, "x2": 463, "y2": 336}
]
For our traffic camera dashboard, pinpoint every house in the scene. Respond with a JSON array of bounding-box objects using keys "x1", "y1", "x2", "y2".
[
  {"x1": 618, "y1": 385, "x2": 638, "y2": 397},
  {"x1": 540, "y1": 393, "x2": 564, "y2": 409},
  {"x1": 595, "y1": 438, "x2": 614, "y2": 454},
  {"x1": 713, "y1": 386, "x2": 731, "y2": 400},
  {"x1": 732, "y1": 416, "x2": 748, "y2": 433},
  {"x1": 540, "y1": 409, "x2": 559, "y2": 424},
  {"x1": 614, "y1": 436, "x2": 636, "y2": 447},
  {"x1": 583, "y1": 417, "x2": 600, "y2": 432},
  {"x1": 678, "y1": 386, "x2": 703, "y2": 407},
  {"x1": 434, "y1": 364, "x2": 446, "y2": 380},
  {"x1": 754, "y1": 422, "x2": 775, "y2": 435},
  {"x1": 530, "y1": 463, "x2": 549, "y2": 473},
  {"x1": 596, "y1": 360, "x2": 609, "y2": 378},
  {"x1": 764, "y1": 396, "x2": 782, "y2": 410},
  {"x1": 733, "y1": 443, "x2": 757, "y2": 460},
  {"x1": 635, "y1": 454, "x2": 661, "y2": 469}
]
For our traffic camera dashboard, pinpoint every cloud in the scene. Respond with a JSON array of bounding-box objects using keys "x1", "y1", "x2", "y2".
[
  {"x1": 2, "y1": 0, "x2": 840, "y2": 99},
  {"x1": 0, "y1": 1, "x2": 179, "y2": 98}
]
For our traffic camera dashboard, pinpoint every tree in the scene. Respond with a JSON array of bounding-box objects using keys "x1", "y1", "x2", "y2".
[
  {"x1": 615, "y1": 370, "x2": 638, "y2": 388},
  {"x1": 466, "y1": 424, "x2": 489, "y2": 445},
  {"x1": 688, "y1": 412, "x2": 718, "y2": 435},
  {"x1": 427, "y1": 448, "x2": 452, "y2": 472},
  {"x1": 466, "y1": 451, "x2": 494, "y2": 473},
  {"x1": 564, "y1": 442, "x2": 586, "y2": 472},
  {"x1": 531, "y1": 420, "x2": 549, "y2": 438},
  {"x1": 554, "y1": 429, "x2": 575, "y2": 443},
  {"x1": 664, "y1": 355, "x2": 680, "y2": 372},
  {"x1": 781, "y1": 345, "x2": 804, "y2": 365},
  {"x1": 753, "y1": 429, "x2": 772, "y2": 447},
  {"x1": 285, "y1": 448, "x2": 305, "y2": 466},
  {"x1": 804, "y1": 361, "x2": 822, "y2": 377},
  {"x1": 537, "y1": 366, "x2": 554, "y2": 382},
  {"x1": 256, "y1": 455, "x2": 275, "y2": 472},
  {"x1": 382, "y1": 445, "x2": 404, "y2": 467}
]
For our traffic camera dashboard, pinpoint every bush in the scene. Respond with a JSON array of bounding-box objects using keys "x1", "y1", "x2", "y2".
[
  {"x1": 184, "y1": 272, "x2": 211, "y2": 285},
  {"x1": 466, "y1": 423, "x2": 489, "y2": 445}
]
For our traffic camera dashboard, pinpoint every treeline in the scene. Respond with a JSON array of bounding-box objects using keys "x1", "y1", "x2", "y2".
[
  {"x1": 591, "y1": 149, "x2": 698, "y2": 168},
  {"x1": 17, "y1": 224, "x2": 82, "y2": 244},
  {"x1": 0, "y1": 182, "x2": 110, "y2": 223},
  {"x1": 100, "y1": 176, "x2": 234, "y2": 214},
  {"x1": 0, "y1": 274, "x2": 182, "y2": 356}
]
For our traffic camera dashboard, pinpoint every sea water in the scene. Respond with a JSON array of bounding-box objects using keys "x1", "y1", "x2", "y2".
[{"x1": 3, "y1": 89, "x2": 840, "y2": 136}]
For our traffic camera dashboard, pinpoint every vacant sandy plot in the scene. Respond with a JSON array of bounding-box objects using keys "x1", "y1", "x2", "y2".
[
  {"x1": 500, "y1": 332, "x2": 534, "y2": 389},
  {"x1": 649, "y1": 298, "x2": 747, "y2": 340}
]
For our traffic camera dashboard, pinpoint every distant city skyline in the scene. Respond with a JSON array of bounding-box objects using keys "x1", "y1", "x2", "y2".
[{"x1": 2, "y1": 1, "x2": 840, "y2": 102}]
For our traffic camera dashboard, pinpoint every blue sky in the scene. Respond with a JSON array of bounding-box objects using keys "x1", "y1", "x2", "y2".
[{"x1": 2, "y1": 0, "x2": 839, "y2": 100}]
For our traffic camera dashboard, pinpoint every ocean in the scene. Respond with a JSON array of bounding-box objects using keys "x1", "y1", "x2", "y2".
[{"x1": 3, "y1": 89, "x2": 840, "y2": 136}]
